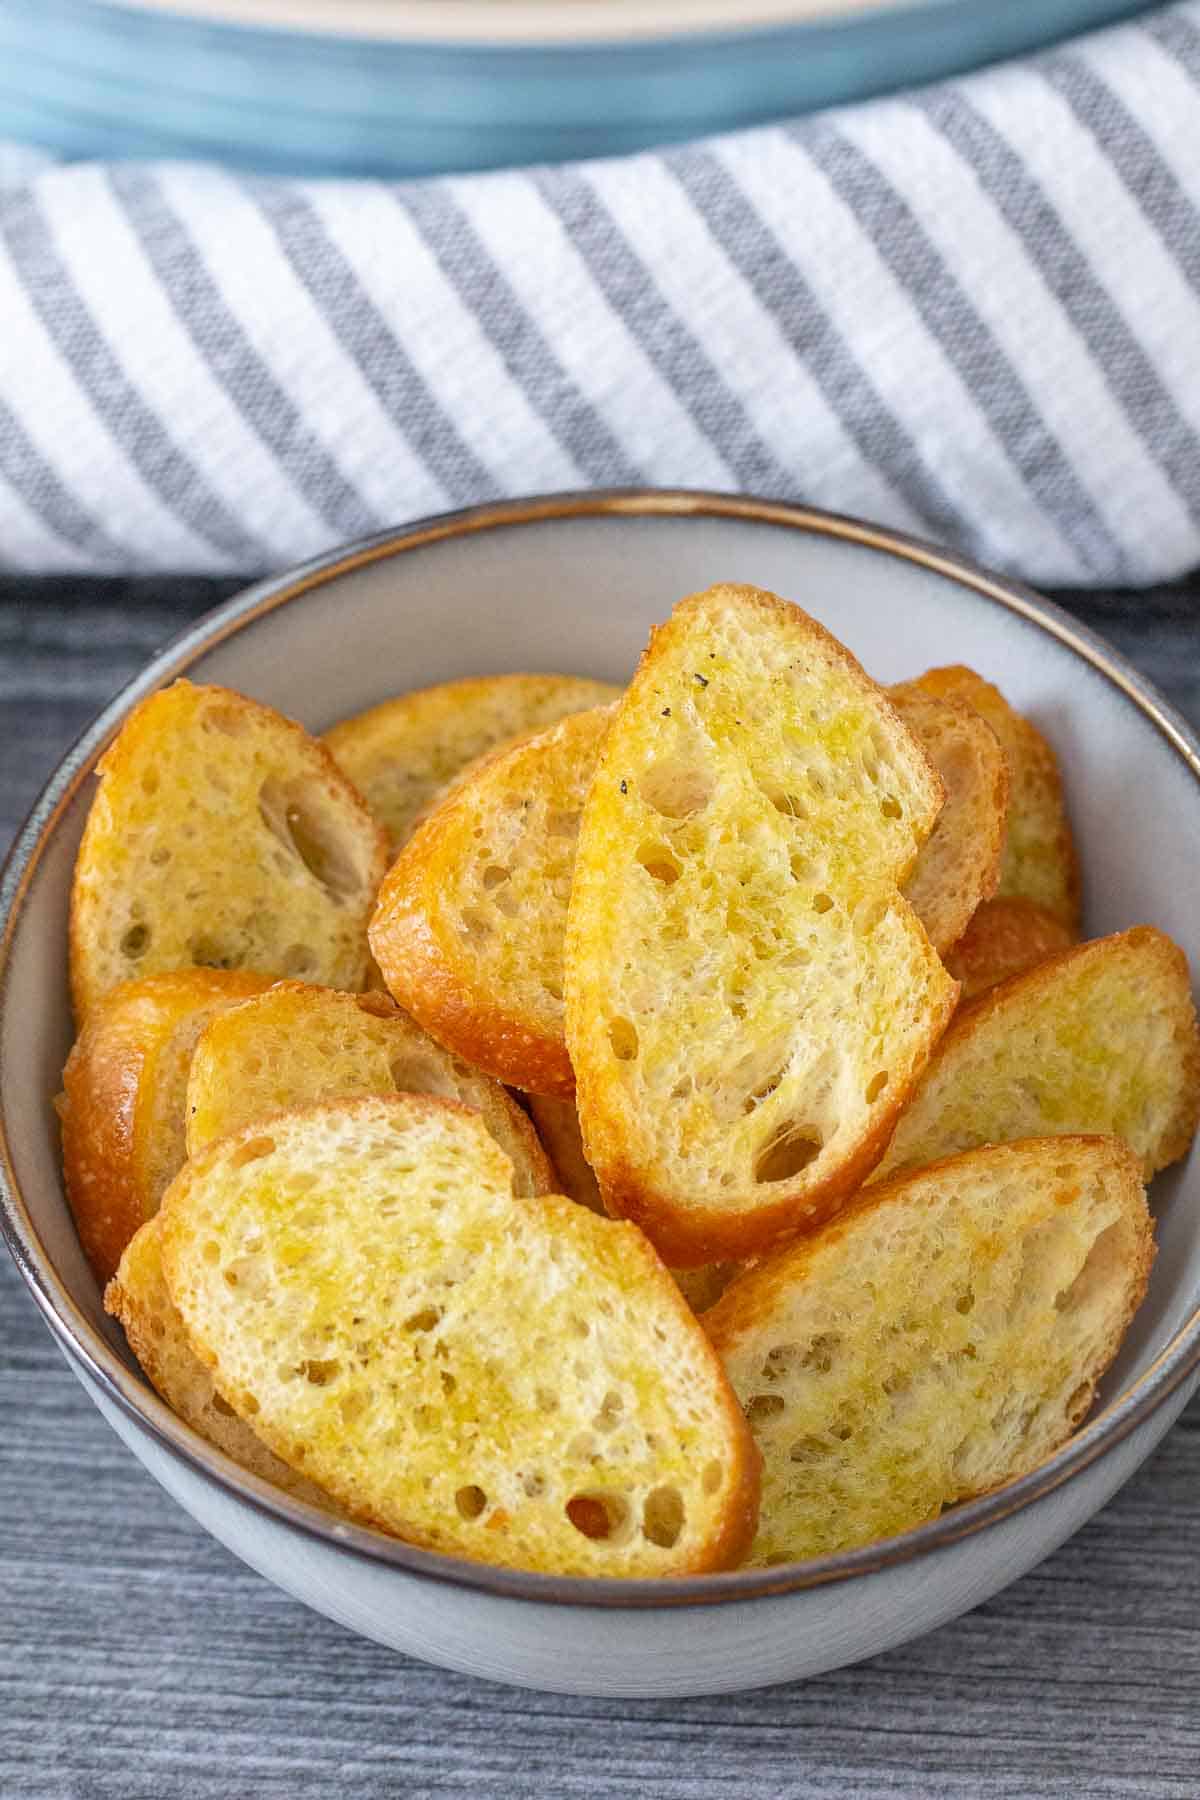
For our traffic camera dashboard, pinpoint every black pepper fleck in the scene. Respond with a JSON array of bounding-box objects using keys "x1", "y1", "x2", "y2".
[
  {"x1": 694, "y1": 673, "x2": 709, "y2": 687},
  {"x1": 619, "y1": 780, "x2": 628, "y2": 794},
  {"x1": 661, "y1": 707, "x2": 671, "y2": 717}
]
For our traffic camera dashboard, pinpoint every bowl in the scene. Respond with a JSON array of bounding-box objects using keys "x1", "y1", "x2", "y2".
[
  {"x1": 1, "y1": 0, "x2": 1157, "y2": 178},
  {"x1": 3, "y1": 490, "x2": 1200, "y2": 1697}
]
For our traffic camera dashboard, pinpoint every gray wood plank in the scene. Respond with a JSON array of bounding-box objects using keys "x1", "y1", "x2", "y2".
[{"x1": 3, "y1": 576, "x2": 1199, "y2": 1800}]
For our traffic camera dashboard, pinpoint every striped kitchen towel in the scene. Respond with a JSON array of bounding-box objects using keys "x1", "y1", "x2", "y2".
[{"x1": 2, "y1": 3, "x2": 1200, "y2": 587}]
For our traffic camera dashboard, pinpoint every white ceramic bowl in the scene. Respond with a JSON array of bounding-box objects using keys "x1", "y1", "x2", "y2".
[{"x1": 3, "y1": 491, "x2": 1199, "y2": 1697}]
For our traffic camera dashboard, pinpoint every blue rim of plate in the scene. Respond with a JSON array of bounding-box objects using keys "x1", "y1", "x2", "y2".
[{"x1": 2, "y1": 489, "x2": 1199, "y2": 1611}]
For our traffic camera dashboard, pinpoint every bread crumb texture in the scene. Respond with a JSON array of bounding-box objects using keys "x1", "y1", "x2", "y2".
[
  {"x1": 874, "y1": 927, "x2": 1200, "y2": 1183},
  {"x1": 70, "y1": 681, "x2": 389, "y2": 1020},
  {"x1": 106, "y1": 1217, "x2": 333, "y2": 1509},
  {"x1": 566, "y1": 584, "x2": 958, "y2": 1264},
  {"x1": 326, "y1": 673, "x2": 621, "y2": 849},
  {"x1": 186, "y1": 981, "x2": 554, "y2": 1197},
  {"x1": 159, "y1": 1094, "x2": 760, "y2": 1575},
  {"x1": 371, "y1": 706, "x2": 613, "y2": 1095},
  {"x1": 707, "y1": 1136, "x2": 1153, "y2": 1565}
]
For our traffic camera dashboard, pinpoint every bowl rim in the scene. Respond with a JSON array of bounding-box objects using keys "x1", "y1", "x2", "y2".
[
  {"x1": 4, "y1": 486, "x2": 1200, "y2": 1611},
  {"x1": 110, "y1": 0, "x2": 932, "y2": 49}
]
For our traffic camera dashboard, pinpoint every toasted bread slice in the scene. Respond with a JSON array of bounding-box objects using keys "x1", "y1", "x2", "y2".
[
  {"x1": 70, "y1": 680, "x2": 390, "y2": 1021},
  {"x1": 706, "y1": 1136, "x2": 1152, "y2": 1564},
  {"x1": 371, "y1": 706, "x2": 613, "y2": 1097},
  {"x1": 874, "y1": 926, "x2": 1200, "y2": 1183},
  {"x1": 185, "y1": 982, "x2": 554, "y2": 1198},
  {"x1": 159, "y1": 1095, "x2": 760, "y2": 1575},
  {"x1": 105, "y1": 1217, "x2": 333, "y2": 1510},
  {"x1": 913, "y1": 665, "x2": 1080, "y2": 930},
  {"x1": 944, "y1": 896, "x2": 1074, "y2": 1001},
  {"x1": 325, "y1": 674, "x2": 621, "y2": 849},
  {"x1": 888, "y1": 684, "x2": 1008, "y2": 956},
  {"x1": 565, "y1": 584, "x2": 958, "y2": 1266},
  {"x1": 527, "y1": 1095, "x2": 737, "y2": 1313},
  {"x1": 60, "y1": 969, "x2": 274, "y2": 1281}
]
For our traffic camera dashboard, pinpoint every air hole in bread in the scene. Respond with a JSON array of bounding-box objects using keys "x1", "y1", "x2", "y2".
[
  {"x1": 481, "y1": 865, "x2": 511, "y2": 890},
  {"x1": 149, "y1": 845, "x2": 171, "y2": 866},
  {"x1": 206, "y1": 705, "x2": 251, "y2": 738},
  {"x1": 120, "y1": 922, "x2": 150, "y2": 959},
  {"x1": 763, "y1": 786, "x2": 808, "y2": 820},
  {"x1": 608, "y1": 1017, "x2": 639, "y2": 1061},
  {"x1": 865, "y1": 1070, "x2": 889, "y2": 1103},
  {"x1": 788, "y1": 1436, "x2": 824, "y2": 1465},
  {"x1": 745, "y1": 1393, "x2": 785, "y2": 1425},
  {"x1": 811, "y1": 893, "x2": 834, "y2": 915},
  {"x1": 258, "y1": 776, "x2": 364, "y2": 903},
  {"x1": 459, "y1": 909, "x2": 493, "y2": 944},
  {"x1": 788, "y1": 852, "x2": 810, "y2": 883},
  {"x1": 403, "y1": 1305, "x2": 442, "y2": 1333},
  {"x1": 743, "y1": 1071, "x2": 785, "y2": 1113},
  {"x1": 211, "y1": 1393, "x2": 236, "y2": 1418},
  {"x1": 593, "y1": 1391, "x2": 624, "y2": 1431},
  {"x1": 566, "y1": 1492, "x2": 629, "y2": 1542},
  {"x1": 642, "y1": 1485, "x2": 685, "y2": 1549},
  {"x1": 202, "y1": 1240, "x2": 220, "y2": 1264},
  {"x1": 440, "y1": 1371, "x2": 456, "y2": 1396},
  {"x1": 189, "y1": 933, "x2": 244, "y2": 971},
  {"x1": 455, "y1": 1484, "x2": 488, "y2": 1521},
  {"x1": 522, "y1": 1470, "x2": 546, "y2": 1497},
  {"x1": 1055, "y1": 1221, "x2": 1126, "y2": 1318},
  {"x1": 542, "y1": 979, "x2": 564, "y2": 1003},
  {"x1": 141, "y1": 770, "x2": 159, "y2": 796},
  {"x1": 536, "y1": 1386, "x2": 559, "y2": 1413},
  {"x1": 568, "y1": 1315, "x2": 591, "y2": 1339},
  {"x1": 545, "y1": 809, "x2": 581, "y2": 839},
  {"x1": 414, "y1": 1404, "x2": 440, "y2": 1432},
  {"x1": 338, "y1": 1390, "x2": 369, "y2": 1425},
  {"x1": 282, "y1": 942, "x2": 317, "y2": 977},
  {"x1": 702, "y1": 1460, "x2": 724, "y2": 1495},
  {"x1": 300, "y1": 1358, "x2": 341, "y2": 1387},
  {"x1": 388, "y1": 1055, "x2": 447, "y2": 1098},
  {"x1": 956, "y1": 1288, "x2": 976, "y2": 1315},
  {"x1": 229, "y1": 1135, "x2": 276, "y2": 1169},
  {"x1": 754, "y1": 1127, "x2": 822, "y2": 1184},
  {"x1": 640, "y1": 755, "x2": 715, "y2": 819},
  {"x1": 636, "y1": 843, "x2": 682, "y2": 885},
  {"x1": 880, "y1": 795, "x2": 903, "y2": 820}
]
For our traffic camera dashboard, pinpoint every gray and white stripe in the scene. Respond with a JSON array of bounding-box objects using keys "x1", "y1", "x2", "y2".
[{"x1": 1, "y1": 0, "x2": 1199, "y2": 586}]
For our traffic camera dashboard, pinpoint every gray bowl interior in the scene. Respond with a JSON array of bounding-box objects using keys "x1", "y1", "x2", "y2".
[{"x1": 3, "y1": 499, "x2": 1199, "y2": 1567}]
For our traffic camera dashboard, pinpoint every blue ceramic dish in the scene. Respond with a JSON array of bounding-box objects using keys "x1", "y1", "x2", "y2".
[{"x1": 0, "y1": 0, "x2": 1157, "y2": 179}]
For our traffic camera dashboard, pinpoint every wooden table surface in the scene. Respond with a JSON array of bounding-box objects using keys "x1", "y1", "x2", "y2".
[{"x1": 3, "y1": 575, "x2": 1199, "y2": 1800}]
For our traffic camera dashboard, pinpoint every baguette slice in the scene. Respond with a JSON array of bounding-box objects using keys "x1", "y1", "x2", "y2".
[
  {"x1": 70, "y1": 680, "x2": 390, "y2": 1021},
  {"x1": 944, "y1": 896, "x2": 1074, "y2": 1001},
  {"x1": 325, "y1": 674, "x2": 621, "y2": 849},
  {"x1": 887, "y1": 684, "x2": 1008, "y2": 956},
  {"x1": 185, "y1": 982, "x2": 554, "y2": 1198},
  {"x1": 60, "y1": 969, "x2": 274, "y2": 1281},
  {"x1": 706, "y1": 1136, "x2": 1153, "y2": 1565},
  {"x1": 527, "y1": 1095, "x2": 737, "y2": 1314},
  {"x1": 105, "y1": 1217, "x2": 333, "y2": 1510},
  {"x1": 371, "y1": 707, "x2": 613, "y2": 1097},
  {"x1": 160, "y1": 1095, "x2": 760, "y2": 1575},
  {"x1": 913, "y1": 665, "x2": 1080, "y2": 930},
  {"x1": 874, "y1": 926, "x2": 1200, "y2": 1184},
  {"x1": 565, "y1": 584, "x2": 958, "y2": 1265}
]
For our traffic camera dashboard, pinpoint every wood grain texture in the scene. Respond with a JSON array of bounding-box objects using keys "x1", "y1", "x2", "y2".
[{"x1": 3, "y1": 574, "x2": 1200, "y2": 1800}]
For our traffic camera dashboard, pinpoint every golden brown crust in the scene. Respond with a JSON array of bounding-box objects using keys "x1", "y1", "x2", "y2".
[
  {"x1": 370, "y1": 710, "x2": 612, "y2": 1098},
  {"x1": 70, "y1": 680, "x2": 390, "y2": 1023},
  {"x1": 944, "y1": 895, "x2": 1075, "y2": 1001},
  {"x1": 913, "y1": 665, "x2": 1081, "y2": 932},
  {"x1": 60, "y1": 968, "x2": 273, "y2": 1282},
  {"x1": 567, "y1": 583, "x2": 958, "y2": 1267}
]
